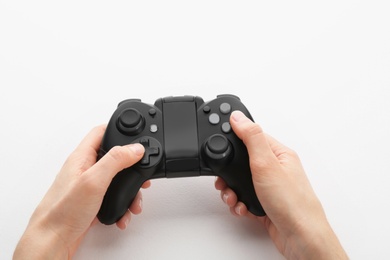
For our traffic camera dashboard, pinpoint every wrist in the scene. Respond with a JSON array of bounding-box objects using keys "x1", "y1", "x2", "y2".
[
  {"x1": 289, "y1": 221, "x2": 348, "y2": 260},
  {"x1": 13, "y1": 221, "x2": 68, "y2": 260}
]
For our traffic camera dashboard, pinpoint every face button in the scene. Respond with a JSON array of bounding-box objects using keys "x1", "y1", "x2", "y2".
[
  {"x1": 221, "y1": 122, "x2": 231, "y2": 133},
  {"x1": 117, "y1": 108, "x2": 145, "y2": 135},
  {"x1": 219, "y1": 103, "x2": 231, "y2": 114},
  {"x1": 209, "y1": 113, "x2": 220, "y2": 125}
]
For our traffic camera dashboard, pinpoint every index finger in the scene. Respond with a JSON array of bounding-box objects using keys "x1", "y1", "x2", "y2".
[{"x1": 74, "y1": 124, "x2": 107, "y2": 155}]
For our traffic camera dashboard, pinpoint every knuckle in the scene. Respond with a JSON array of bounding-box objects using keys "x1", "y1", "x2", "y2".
[
  {"x1": 246, "y1": 122, "x2": 264, "y2": 137},
  {"x1": 286, "y1": 147, "x2": 300, "y2": 161},
  {"x1": 90, "y1": 124, "x2": 107, "y2": 137},
  {"x1": 241, "y1": 122, "x2": 264, "y2": 144}
]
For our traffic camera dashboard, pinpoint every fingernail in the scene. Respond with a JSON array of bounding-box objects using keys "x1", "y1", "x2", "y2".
[
  {"x1": 231, "y1": 111, "x2": 245, "y2": 122},
  {"x1": 124, "y1": 216, "x2": 130, "y2": 229},
  {"x1": 235, "y1": 205, "x2": 242, "y2": 216},
  {"x1": 128, "y1": 143, "x2": 145, "y2": 156},
  {"x1": 223, "y1": 193, "x2": 229, "y2": 204},
  {"x1": 139, "y1": 197, "x2": 143, "y2": 211}
]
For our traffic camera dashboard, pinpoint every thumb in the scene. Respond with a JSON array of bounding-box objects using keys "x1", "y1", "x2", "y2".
[
  {"x1": 230, "y1": 111, "x2": 278, "y2": 173},
  {"x1": 85, "y1": 143, "x2": 145, "y2": 187}
]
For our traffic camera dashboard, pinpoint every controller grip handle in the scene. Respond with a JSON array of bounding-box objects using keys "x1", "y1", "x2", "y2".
[
  {"x1": 220, "y1": 171, "x2": 266, "y2": 216},
  {"x1": 97, "y1": 169, "x2": 145, "y2": 225},
  {"x1": 203, "y1": 135, "x2": 265, "y2": 216}
]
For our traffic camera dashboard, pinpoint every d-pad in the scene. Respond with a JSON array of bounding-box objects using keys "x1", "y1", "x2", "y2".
[{"x1": 139, "y1": 138, "x2": 160, "y2": 165}]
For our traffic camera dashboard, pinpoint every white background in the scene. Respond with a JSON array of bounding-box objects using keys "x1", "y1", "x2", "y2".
[{"x1": 1, "y1": 1, "x2": 389, "y2": 259}]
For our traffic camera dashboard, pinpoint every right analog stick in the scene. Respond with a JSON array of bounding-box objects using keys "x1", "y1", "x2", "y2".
[
  {"x1": 117, "y1": 108, "x2": 145, "y2": 135},
  {"x1": 204, "y1": 134, "x2": 232, "y2": 160}
]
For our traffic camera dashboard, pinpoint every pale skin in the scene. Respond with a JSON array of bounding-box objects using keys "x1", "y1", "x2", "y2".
[
  {"x1": 13, "y1": 111, "x2": 348, "y2": 259},
  {"x1": 13, "y1": 125, "x2": 150, "y2": 259},
  {"x1": 216, "y1": 111, "x2": 348, "y2": 259}
]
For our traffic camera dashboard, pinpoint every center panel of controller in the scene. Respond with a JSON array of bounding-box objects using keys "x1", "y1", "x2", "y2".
[{"x1": 162, "y1": 100, "x2": 200, "y2": 177}]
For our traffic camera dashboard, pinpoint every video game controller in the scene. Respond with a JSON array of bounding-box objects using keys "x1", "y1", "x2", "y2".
[{"x1": 97, "y1": 94, "x2": 265, "y2": 225}]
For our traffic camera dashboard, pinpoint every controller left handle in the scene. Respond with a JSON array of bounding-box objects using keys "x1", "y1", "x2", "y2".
[{"x1": 97, "y1": 168, "x2": 147, "y2": 225}]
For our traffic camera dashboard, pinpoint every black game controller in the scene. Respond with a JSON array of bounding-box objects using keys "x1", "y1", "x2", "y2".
[{"x1": 97, "y1": 94, "x2": 265, "y2": 225}]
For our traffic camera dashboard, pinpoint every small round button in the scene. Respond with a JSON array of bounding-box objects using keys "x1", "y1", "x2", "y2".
[
  {"x1": 117, "y1": 108, "x2": 145, "y2": 135},
  {"x1": 150, "y1": 124, "x2": 158, "y2": 133},
  {"x1": 149, "y1": 108, "x2": 156, "y2": 117},
  {"x1": 221, "y1": 122, "x2": 231, "y2": 133},
  {"x1": 220, "y1": 103, "x2": 231, "y2": 114},
  {"x1": 203, "y1": 106, "x2": 211, "y2": 113},
  {"x1": 209, "y1": 113, "x2": 220, "y2": 125}
]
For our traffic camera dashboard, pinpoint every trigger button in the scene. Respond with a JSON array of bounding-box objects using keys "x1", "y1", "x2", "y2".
[{"x1": 117, "y1": 99, "x2": 141, "y2": 107}]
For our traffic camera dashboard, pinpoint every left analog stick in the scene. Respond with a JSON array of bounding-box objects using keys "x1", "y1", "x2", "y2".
[{"x1": 117, "y1": 108, "x2": 145, "y2": 135}]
